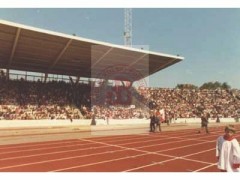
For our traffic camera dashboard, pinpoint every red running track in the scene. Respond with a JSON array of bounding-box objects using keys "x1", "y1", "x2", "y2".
[{"x1": 0, "y1": 125, "x2": 240, "y2": 172}]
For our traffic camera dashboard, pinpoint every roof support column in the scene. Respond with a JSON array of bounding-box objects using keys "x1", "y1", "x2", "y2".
[
  {"x1": 8, "y1": 28, "x2": 21, "y2": 67},
  {"x1": 75, "y1": 76, "x2": 80, "y2": 85},
  {"x1": 6, "y1": 69, "x2": 9, "y2": 80},
  {"x1": 44, "y1": 73, "x2": 48, "y2": 83},
  {"x1": 25, "y1": 71, "x2": 27, "y2": 81},
  {"x1": 48, "y1": 39, "x2": 72, "y2": 71}
]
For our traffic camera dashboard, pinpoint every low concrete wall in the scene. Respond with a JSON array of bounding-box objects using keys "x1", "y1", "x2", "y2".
[
  {"x1": 0, "y1": 118, "x2": 149, "y2": 128},
  {"x1": 0, "y1": 119, "x2": 91, "y2": 128},
  {"x1": 175, "y1": 118, "x2": 236, "y2": 123},
  {"x1": 0, "y1": 118, "x2": 236, "y2": 128},
  {"x1": 96, "y1": 119, "x2": 149, "y2": 125}
]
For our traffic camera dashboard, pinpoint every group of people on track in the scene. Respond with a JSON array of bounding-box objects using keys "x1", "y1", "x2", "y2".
[
  {"x1": 149, "y1": 109, "x2": 164, "y2": 133},
  {"x1": 149, "y1": 109, "x2": 240, "y2": 172},
  {"x1": 149, "y1": 109, "x2": 210, "y2": 134}
]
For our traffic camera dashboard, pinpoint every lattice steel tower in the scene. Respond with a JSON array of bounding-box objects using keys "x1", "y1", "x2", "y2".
[{"x1": 124, "y1": 8, "x2": 132, "y2": 47}]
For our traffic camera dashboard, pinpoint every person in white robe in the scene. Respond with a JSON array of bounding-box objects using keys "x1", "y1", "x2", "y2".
[{"x1": 216, "y1": 125, "x2": 240, "y2": 172}]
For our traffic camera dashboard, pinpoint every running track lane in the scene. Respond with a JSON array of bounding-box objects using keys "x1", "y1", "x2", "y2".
[{"x1": 0, "y1": 125, "x2": 239, "y2": 172}]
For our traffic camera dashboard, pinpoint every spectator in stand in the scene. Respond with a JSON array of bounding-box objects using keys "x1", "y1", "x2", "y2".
[{"x1": 216, "y1": 125, "x2": 240, "y2": 172}]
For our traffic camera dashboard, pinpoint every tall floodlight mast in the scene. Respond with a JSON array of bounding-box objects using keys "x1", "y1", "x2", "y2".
[{"x1": 124, "y1": 8, "x2": 132, "y2": 47}]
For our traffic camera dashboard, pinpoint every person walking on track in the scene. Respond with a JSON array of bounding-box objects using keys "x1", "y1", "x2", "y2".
[
  {"x1": 155, "y1": 109, "x2": 162, "y2": 132},
  {"x1": 149, "y1": 110, "x2": 156, "y2": 132},
  {"x1": 197, "y1": 112, "x2": 209, "y2": 134},
  {"x1": 216, "y1": 125, "x2": 240, "y2": 172}
]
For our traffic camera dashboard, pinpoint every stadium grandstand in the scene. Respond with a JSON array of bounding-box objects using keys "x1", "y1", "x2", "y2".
[{"x1": 0, "y1": 19, "x2": 240, "y2": 124}]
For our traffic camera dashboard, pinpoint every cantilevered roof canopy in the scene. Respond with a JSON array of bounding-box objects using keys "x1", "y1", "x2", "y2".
[{"x1": 0, "y1": 20, "x2": 184, "y2": 82}]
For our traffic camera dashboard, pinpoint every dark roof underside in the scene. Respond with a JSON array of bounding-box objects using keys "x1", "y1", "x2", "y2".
[{"x1": 0, "y1": 20, "x2": 184, "y2": 82}]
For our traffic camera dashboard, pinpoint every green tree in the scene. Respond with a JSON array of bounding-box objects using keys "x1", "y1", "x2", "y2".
[
  {"x1": 222, "y1": 82, "x2": 231, "y2": 90},
  {"x1": 176, "y1": 84, "x2": 198, "y2": 89},
  {"x1": 200, "y1": 81, "x2": 231, "y2": 90}
]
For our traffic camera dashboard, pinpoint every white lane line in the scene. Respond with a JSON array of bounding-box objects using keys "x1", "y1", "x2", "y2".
[
  {"x1": 112, "y1": 129, "x2": 224, "y2": 147},
  {"x1": 0, "y1": 130, "x2": 188, "y2": 152},
  {"x1": 0, "y1": 126, "x2": 219, "y2": 152},
  {"x1": 0, "y1": 141, "x2": 104, "y2": 156},
  {"x1": 124, "y1": 150, "x2": 215, "y2": 172},
  {"x1": 52, "y1": 153, "x2": 149, "y2": 172},
  {"x1": 78, "y1": 138, "x2": 215, "y2": 161},
  {"x1": 76, "y1": 138, "x2": 216, "y2": 172},
  {"x1": 0, "y1": 134, "x2": 155, "y2": 152},
  {"x1": 164, "y1": 130, "x2": 223, "y2": 140},
  {"x1": 124, "y1": 148, "x2": 216, "y2": 172},
  {"x1": 87, "y1": 127, "x2": 206, "y2": 142},
  {"x1": 124, "y1": 153, "x2": 214, "y2": 172},
  {"x1": 156, "y1": 141, "x2": 214, "y2": 153},
  {"x1": 107, "y1": 133, "x2": 199, "y2": 145},
  {"x1": 79, "y1": 138, "x2": 177, "y2": 158},
  {"x1": 0, "y1": 139, "x2": 86, "y2": 151},
  {"x1": 89, "y1": 130, "x2": 161, "y2": 140},
  {"x1": 124, "y1": 157, "x2": 179, "y2": 172},
  {"x1": 0, "y1": 133, "x2": 207, "y2": 161},
  {"x1": 120, "y1": 138, "x2": 203, "y2": 148},
  {"x1": 182, "y1": 148, "x2": 215, "y2": 158},
  {"x1": 0, "y1": 135, "x2": 187, "y2": 162},
  {"x1": 88, "y1": 133, "x2": 148, "y2": 141},
  {"x1": 194, "y1": 163, "x2": 217, "y2": 172},
  {"x1": 0, "y1": 138, "x2": 178, "y2": 171},
  {"x1": 0, "y1": 145, "x2": 111, "y2": 161},
  {"x1": 0, "y1": 133, "x2": 191, "y2": 156},
  {"x1": 96, "y1": 135, "x2": 165, "y2": 143},
  {"x1": 123, "y1": 137, "x2": 196, "y2": 145},
  {"x1": 78, "y1": 138, "x2": 215, "y2": 172},
  {"x1": 124, "y1": 156, "x2": 214, "y2": 172},
  {"x1": 87, "y1": 129, "x2": 199, "y2": 143},
  {"x1": 0, "y1": 149, "x2": 128, "y2": 170},
  {"x1": 179, "y1": 157, "x2": 213, "y2": 165},
  {"x1": 123, "y1": 133, "x2": 240, "y2": 172},
  {"x1": 90, "y1": 131, "x2": 218, "y2": 150},
  {"x1": 81, "y1": 127, "x2": 223, "y2": 151}
]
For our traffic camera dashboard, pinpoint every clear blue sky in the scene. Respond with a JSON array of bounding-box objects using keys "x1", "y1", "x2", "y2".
[{"x1": 0, "y1": 8, "x2": 240, "y2": 89}]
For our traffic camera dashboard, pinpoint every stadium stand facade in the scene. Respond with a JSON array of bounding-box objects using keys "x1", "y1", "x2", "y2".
[{"x1": 1, "y1": 69, "x2": 240, "y2": 122}]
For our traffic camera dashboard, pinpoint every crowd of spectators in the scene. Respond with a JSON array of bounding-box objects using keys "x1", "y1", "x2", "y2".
[
  {"x1": 0, "y1": 70, "x2": 89, "y2": 120},
  {"x1": 93, "y1": 105, "x2": 147, "y2": 120},
  {"x1": 138, "y1": 87, "x2": 240, "y2": 119},
  {"x1": 1, "y1": 69, "x2": 240, "y2": 120}
]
